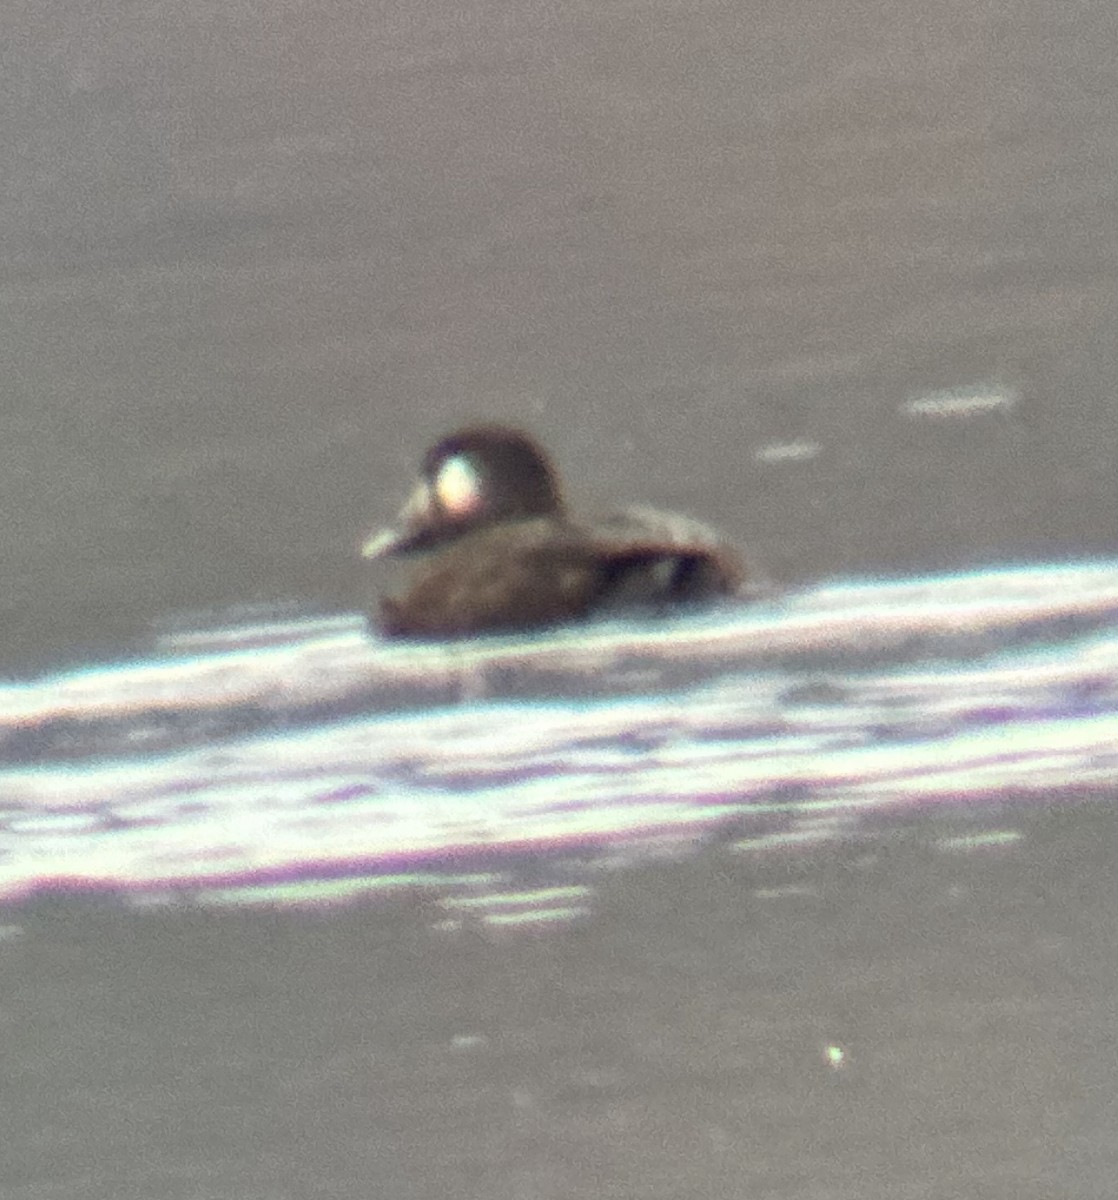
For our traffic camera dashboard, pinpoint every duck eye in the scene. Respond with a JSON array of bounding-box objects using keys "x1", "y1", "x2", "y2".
[{"x1": 435, "y1": 454, "x2": 482, "y2": 518}]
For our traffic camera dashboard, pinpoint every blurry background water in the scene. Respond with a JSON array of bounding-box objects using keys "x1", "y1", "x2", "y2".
[{"x1": 3, "y1": 0, "x2": 1118, "y2": 1196}]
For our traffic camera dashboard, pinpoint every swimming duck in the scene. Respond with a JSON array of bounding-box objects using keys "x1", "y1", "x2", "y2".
[{"x1": 361, "y1": 425, "x2": 746, "y2": 637}]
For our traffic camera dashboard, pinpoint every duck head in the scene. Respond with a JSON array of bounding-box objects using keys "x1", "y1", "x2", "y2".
[{"x1": 362, "y1": 425, "x2": 565, "y2": 558}]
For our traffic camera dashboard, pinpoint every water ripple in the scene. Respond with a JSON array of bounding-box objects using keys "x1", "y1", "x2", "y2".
[{"x1": 3, "y1": 561, "x2": 1118, "y2": 914}]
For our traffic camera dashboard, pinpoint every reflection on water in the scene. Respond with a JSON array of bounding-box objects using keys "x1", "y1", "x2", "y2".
[{"x1": 3, "y1": 561, "x2": 1118, "y2": 923}]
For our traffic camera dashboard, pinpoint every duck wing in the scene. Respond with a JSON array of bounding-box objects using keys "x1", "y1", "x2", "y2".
[{"x1": 574, "y1": 506, "x2": 748, "y2": 603}]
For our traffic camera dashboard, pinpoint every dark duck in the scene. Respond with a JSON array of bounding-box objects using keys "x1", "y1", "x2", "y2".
[{"x1": 361, "y1": 425, "x2": 747, "y2": 637}]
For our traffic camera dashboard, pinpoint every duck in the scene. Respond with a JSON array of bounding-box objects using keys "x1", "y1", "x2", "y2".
[{"x1": 361, "y1": 425, "x2": 748, "y2": 637}]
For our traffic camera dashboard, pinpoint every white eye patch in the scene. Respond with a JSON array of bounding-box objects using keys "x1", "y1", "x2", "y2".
[{"x1": 435, "y1": 454, "x2": 482, "y2": 518}]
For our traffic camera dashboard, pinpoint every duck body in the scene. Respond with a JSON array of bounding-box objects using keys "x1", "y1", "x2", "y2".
[{"x1": 362, "y1": 426, "x2": 746, "y2": 638}]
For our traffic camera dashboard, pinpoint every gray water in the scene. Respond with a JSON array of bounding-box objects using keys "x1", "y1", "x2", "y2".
[
  {"x1": 5, "y1": 565, "x2": 1118, "y2": 1199},
  {"x1": 3, "y1": 0, "x2": 1117, "y2": 670},
  {"x1": 4, "y1": 0, "x2": 1118, "y2": 1194}
]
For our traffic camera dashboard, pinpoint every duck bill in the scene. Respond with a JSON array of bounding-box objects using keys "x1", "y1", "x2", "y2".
[
  {"x1": 360, "y1": 479, "x2": 433, "y2": 559},
  {"x1": 360, "y1": 525, "x2": 406, "y2": 559}
]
